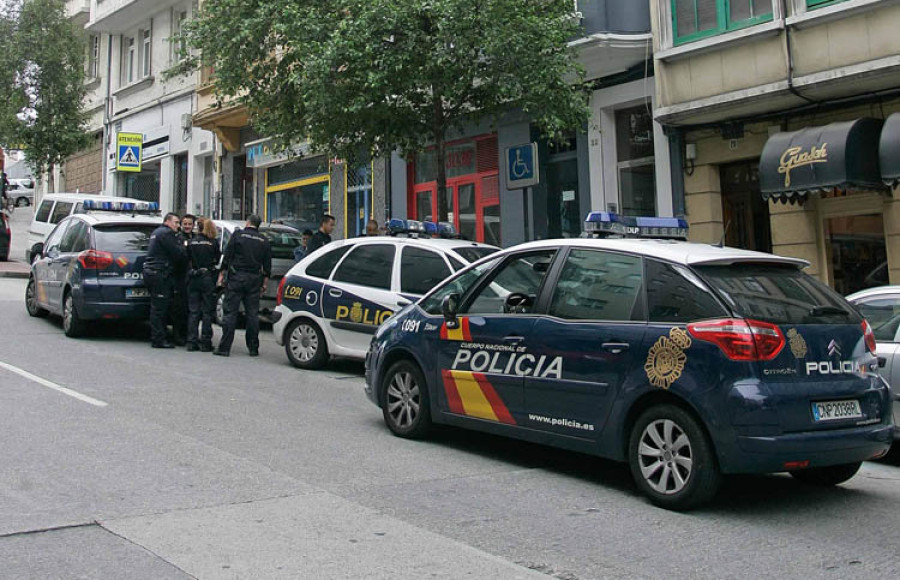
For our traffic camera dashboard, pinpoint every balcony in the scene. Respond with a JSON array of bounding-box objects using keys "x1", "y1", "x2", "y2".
[
  {"x1": 65, "y1": 0, "x2": 90, "y2": 26},
  {"x1": 573, "y1": 0, "x2": 652, "y2": 80},
  {"x1": 88, "y1": 0, "x2": 183, "y2": 33}
]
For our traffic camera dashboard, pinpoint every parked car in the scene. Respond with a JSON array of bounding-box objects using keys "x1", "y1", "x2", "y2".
[
  {"x1": 212, "y1": 220, "x2": 305, "y2": 324},
  {"x1": 27, "y1": 193, "x2": 151, "y2": 263},
  {"x1": 0, "y1": 209, "x2": 10, "y2": 261},
  {"x1": 8, "y1": 178, "x2": 35, "y2": 208},
  {"x1": 25, "y1": 211, "x2": 159, "y2": 337},
  {"x1": 846, "y1": 285, "x2": 900, "y2": 445},
  {"x1": 273, "y1": 228, "x2": 500, "y2": 370}
]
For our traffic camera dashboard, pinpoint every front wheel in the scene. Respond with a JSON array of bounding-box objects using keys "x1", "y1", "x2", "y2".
[
  {"x1": 790, "y1": 462, "x2": 862, "y2": 486},
  {"x1": 284, "y1": 318, "x2": 329, "y2": 369},
  {"x1": 62, "y1": 292, "x2": 86, "y2": 337},
  {"x1": 25, "y1": 278, "x2": 49, "y2": 318},
  {"x1": 628, "y1": 404, "x2": 721, "y2": 510},
  {"x1": 381, "y1": 360, "x2": 431, "y2": 439}
]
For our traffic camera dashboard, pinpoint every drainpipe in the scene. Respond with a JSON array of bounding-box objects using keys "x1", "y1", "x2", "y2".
[
  {"x1": 101, "y1": 32, "x2": 114, "y2": 193},
  {"x1": 782, "y1": 0, "x2": 817, "y2": 105}
]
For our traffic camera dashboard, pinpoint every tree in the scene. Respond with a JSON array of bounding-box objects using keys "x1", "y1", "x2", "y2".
[
  {"x1": 179, "y1": 0, "x2": 589, "y2": 222},
  {"x1": 0, "y1": 0, "x2": 90, "y2": 191}
]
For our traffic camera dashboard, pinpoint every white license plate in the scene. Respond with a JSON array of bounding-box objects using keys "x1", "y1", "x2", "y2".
[
  {"x1": 126, "y1": 287, "x2": 150, "y2": 299},
  {"x1": 812, "y1": 400, "x2": 862, "y2": 422}
]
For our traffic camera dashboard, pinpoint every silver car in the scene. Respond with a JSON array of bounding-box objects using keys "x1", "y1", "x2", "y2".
[{"x1": 847, "y1": 285, "x2": 900, "y2": 443}]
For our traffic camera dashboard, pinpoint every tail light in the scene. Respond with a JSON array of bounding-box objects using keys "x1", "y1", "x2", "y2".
[
  {"x1": 687, "y1": 318, "x2": 785, "y2": 362},
  {"x1": 862, "y1": 320, "x2": 877, "y2": 353},
  {"x1": 78, "y1": 249, "x2": 114, "y2": 270},
  {"x1": 275, "y1": 276, "x2": 287, "y2": 306}
]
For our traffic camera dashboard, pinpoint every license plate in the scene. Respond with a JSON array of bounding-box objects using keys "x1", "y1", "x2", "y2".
[
  {"x1": 812, "y1": 400, "x2": 863, "y2": 422},
  {"x1": 126, "y1": 287, "x2": 150, "y2": 299}
]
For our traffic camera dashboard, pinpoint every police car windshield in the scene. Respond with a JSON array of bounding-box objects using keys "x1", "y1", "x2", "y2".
[
  {"x1": 93, "y1": 224, "x2": 156, "y2": 252},
  {"x1": 259, "y1": 227, "x2": 302, "y2": 260},
  {"x1": 453, "y1": 246, "x2": 499, "y2": 263},
  {"x1": 696, "y1": 264, "x2": 862, "y2": 325}
]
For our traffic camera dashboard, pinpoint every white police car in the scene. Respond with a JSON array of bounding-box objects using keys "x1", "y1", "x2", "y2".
[
  {"x1": 272, "y1": 220, "x2": 499, "y2": 369},
  {"x1": 365, "y1": 213, "x2": 894, "y2": 510}
]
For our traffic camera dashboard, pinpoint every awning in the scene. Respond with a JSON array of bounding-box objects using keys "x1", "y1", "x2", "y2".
[
  {"x1": 880, "y1": 113, "x2": 900, "y2": 187},
  {"x1": 759, "y1": 118, "x2": 884, "y2": 204}
]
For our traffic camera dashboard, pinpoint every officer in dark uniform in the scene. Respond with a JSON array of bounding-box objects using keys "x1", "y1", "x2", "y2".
[
  {"x1": 143, "y1": 213, "x2": 188, "y2": 348},
  {"x1": 186, "y1": 217, "x2": 220, "y2": 352},
  {"x1": 170, "y1": 214, "x2": 194, "y2": 346},
  {"x1": 214, "y1": 214, "x2": 272, "y2": 357}
]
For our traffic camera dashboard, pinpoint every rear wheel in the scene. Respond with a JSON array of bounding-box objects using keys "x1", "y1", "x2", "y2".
[
  {"x1": 25, "y1": 278, "x2": 49, "y2": 318},
  {"x1": 381, "y1": 360, "x2": 431, "y2": 439},
  {"x1": 790, "y1": 462, "x2": 862, "y2": 486},
  {"x1": 284, "y1": 318, "x2": 328, "y2": 369},
  {"x1": 628, "y1": 404, "x2": 721, "y2": 510},
  {"x1": 62, "y1": 292, "x2": 86, "y2": 337}
]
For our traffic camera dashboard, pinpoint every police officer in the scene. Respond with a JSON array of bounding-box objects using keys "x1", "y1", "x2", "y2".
[
  {"x1": 170, "y1": 214, "x2": 195, "y2": 346},
  {"x1": 143, "y1": 213, "x2": 187, "y2": 349},
  {"x1": 186, "y1": 217, "x2": 220, "y2": 352},
  {"x1": 214, "y1": 214, "x2": 272, "y2": 357}
]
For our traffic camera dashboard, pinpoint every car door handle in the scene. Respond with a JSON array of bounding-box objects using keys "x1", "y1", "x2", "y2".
[
  {"x1": 602, "y1": 342, "x2": 630, "y2": 354},
  {"x1": 397, "y1": 300, "x2": 411, "y2": 307},
  {"x1": 878, "y1": 356, "x2": 887, "y2": 368},
  {"x1": 329, "y1": 288, "x2": 343, "y2": 298},
  {"x1": 503, "y1": 335, "x2": 525, "y2": 345}
]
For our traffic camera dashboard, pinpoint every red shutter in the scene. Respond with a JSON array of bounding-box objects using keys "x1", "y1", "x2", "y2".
[{"x1": 477, "y1": 136, "x2": 498, "y2": 173}]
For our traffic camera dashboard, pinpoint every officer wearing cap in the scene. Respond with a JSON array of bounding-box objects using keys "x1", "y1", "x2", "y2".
[
  {"x1": 214, "y1": 214, "x2": 272, "y2": 357},
  {"x1": 186, "y1": 217, "x2": 220, "y2": 352},
  {"x1": 143, "y1": 212, "x2": 188, "y2": 348}
]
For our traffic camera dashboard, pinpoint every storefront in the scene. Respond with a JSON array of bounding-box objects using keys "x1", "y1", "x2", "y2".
[
  {"x1": 759, "y1": 117, "x2": 895, "y2": 296},
  {"x1": 408, "y1": 133, "x2": 501, "y2": 246},
  {"x1": 264, "y1": 156, "x2": 330, "y2": 231}
]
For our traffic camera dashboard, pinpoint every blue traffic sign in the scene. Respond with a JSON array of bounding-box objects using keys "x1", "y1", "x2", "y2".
[{"x1": 505, "y1": 143, "x2": 539, "y2": 189}]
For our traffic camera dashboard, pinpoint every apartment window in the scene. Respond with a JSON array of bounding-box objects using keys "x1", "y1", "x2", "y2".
[
  {"x1": 140, "y1": 28, "x2": 151, "y2": 77},
  {"x1": 672, "y1": 0, "x2": 773, "y2": 45},
  {"x1": 807, "y1": 0, "x2": 845, "y2": 7},
  {"x1": 87, "y1": 35, "x2": 100, "y2": 79},
  {"x1": 122, "y1": 36, "x2": 136, "y2": 84},
  {"x1": 172, "y1": 10, "x2": 188, "y2": 62}
]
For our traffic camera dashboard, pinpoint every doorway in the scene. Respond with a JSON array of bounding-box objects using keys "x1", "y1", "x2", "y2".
[{"x1": 720, "y1": 161, "x2": 771, "y2": 253}]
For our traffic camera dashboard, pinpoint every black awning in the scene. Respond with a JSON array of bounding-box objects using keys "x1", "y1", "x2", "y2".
[
  {"x1": 760, "y1": 118, "x2": 884, "y2": 204},
  {"x1": 880, "y1": 113, "x2": 900, "y2": 187}
]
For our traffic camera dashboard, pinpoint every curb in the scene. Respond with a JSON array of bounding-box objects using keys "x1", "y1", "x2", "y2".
[{"x1": 0, "y1": 261, "x2": 31, "y2": 279}]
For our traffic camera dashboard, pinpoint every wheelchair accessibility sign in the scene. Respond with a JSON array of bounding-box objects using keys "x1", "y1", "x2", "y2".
[
  {"x1": 505, "y1": 143, "x2": 539, "y2": 189},
  {"x1": 116, "y1": 132, "x2": 143, "y2": 173}
]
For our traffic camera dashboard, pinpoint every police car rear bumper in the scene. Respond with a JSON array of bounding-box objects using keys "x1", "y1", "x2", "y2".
[
  {"x1": 77, "y1": 300, "x2": 150, "y2": 320},
  {"x1": 723, "y1": 423, "x2": 894, "y2": 474}
]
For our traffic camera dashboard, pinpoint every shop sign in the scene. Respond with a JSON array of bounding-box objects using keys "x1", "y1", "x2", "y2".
[
  {"x1": 143, "y1": 140, "x2": 170, "y2": 161},
  {"x1": 778, "y1": 143, "x2": 828, "y2": 188},
  {"x1": 446, "y1": 143, "x2": 476, "y2": 178},
  {"x1": 247, "y1": 139, "x2": 313, "y2": 168},
  {"x1": 116, "y1": 132, "x2": 143, "y2": 173}
]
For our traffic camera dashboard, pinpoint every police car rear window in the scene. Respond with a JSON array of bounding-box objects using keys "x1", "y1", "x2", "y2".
[
  {"x1": 93, "y1": 225, "x2": 156, "y2": 252},
  {"x1": 696, "y1": 264, "x2": 861, "y2": 325},
  {"x1": 259, "y1": 228, "x2": 302, "y2": 260},
  {"x1": 453, "y1": 246, "x2": 499, "y2": 263}
]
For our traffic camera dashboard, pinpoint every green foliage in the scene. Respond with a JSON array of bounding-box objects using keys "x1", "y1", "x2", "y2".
[
  {"x1": 181, "y1": 0, "x2": 590, "y2": 220},
  {"x1": 0, "y1": 0, "x2": 90, "y2": 179}
]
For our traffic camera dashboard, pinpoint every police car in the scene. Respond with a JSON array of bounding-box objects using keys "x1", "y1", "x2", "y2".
[
  {"x1": 272, "y1": 220, "x2": 499, "y2": 369},
  {"x1": 364, "y1": 213, "x2": 895, "y2": 510},
  {"x1": 25, "y1": 201, "x2": 161, "y2": 337}
]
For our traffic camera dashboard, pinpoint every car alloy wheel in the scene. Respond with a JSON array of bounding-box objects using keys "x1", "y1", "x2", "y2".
[
  {"x1": 285, "y1": 319, "x2": 328, "y2": 369},
  {"x1": 381, "y1": 360, "x2": 431, "y2": 439},
  {"x1": 637, "y1": 419, "x2": 693, "y2": 495},
  {"x1": 62, "y1": 293, "x2": 85, "y2": 337},
  {"x1": 25, "y1": 278, "x2": 48, "y2": 318}
]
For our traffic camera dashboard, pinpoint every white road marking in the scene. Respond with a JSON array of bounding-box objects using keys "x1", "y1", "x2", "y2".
[{"x1": 0, "y1": 361, "x2": 109, "y2": 407}]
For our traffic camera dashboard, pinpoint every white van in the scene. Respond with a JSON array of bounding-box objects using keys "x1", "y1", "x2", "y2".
[{"x1": 26, "y1": 193, "x2": 153, "y2": 263}]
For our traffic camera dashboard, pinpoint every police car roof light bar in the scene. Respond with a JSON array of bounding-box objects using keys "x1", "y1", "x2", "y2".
[
  {"x1": 82, "y1": 199, "x2": 161, "y2": 215},
  {"x1": 584, "y1": 212, "x2": 689, "y2": 241}
]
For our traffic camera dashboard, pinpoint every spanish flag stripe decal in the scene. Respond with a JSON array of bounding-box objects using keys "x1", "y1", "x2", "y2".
[
  {"x1": 451, "y1": 371, "x2": 499, "y2": 421},
  {"x1": 473, "y1": 373, "x2": 516, "y2": 425},
  {"x1": 440, "y1": 317, "x2": 473, "y2": 341},
  {"x1": 461, "y1": 317, "x2": 472, "y2": 341},
  {"x1": 441, "y1": 370, "x2": 466, "y2": 415}
]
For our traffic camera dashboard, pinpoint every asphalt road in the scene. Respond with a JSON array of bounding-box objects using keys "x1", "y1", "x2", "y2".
[{"x1": 1, "y1": 276, "x2": 899, "y2": 579}]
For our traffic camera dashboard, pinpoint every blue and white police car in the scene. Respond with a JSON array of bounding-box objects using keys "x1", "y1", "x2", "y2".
[
  {"x1": 25, "y1": 200, "x2": 161, "y2": 337},
  {"x1": 272, "y1": 220, "x2": 499, "y2": 369},
  {"x1": 364, "y1": 213, "x2": 894, "y2": 510}
]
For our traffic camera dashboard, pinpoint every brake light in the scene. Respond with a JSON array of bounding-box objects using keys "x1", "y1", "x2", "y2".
[
  {"x1": 275, "y1": 276, "x2": 287, "y2": 306},
  {"x1": 862, "y1": 320, "x2": 877, "y2": 353},
  {"x1": 687, "y1": 318, "x2": 785, "y2": 361},
  {"x1": 78, "y1": 249, "x2": 114, "y2": 270}
]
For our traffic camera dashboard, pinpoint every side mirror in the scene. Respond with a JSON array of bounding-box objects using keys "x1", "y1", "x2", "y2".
[
  {"x1": 33, "y1": 243, "x2": 44, "y2": 261},
  {"x1": 46, "y1": 245, "x2": 60, "y2": 259},
  {"x1": 441, "y1": 293, "x2": 460, "y2": 328}
]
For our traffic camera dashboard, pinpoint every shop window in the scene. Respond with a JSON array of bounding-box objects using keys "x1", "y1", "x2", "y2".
[
  {"x1": 824, "y1": 214, "x2": 886, "y2": 296},
  {"x1": 346, "y1": 162, "x2": 373, "y2": 237},
  {"x1": 173, "y1": 153, "x2": 188, "y2": 216},
  {"x1": 672, "y1": 0, "x2": 773, "y2": 45},
  {"x1": 545, "y1": 132, "x2": 580, "y2": 238},
  {"x1": 616, "y1": 106, "x2": 656, "y2": 217}
]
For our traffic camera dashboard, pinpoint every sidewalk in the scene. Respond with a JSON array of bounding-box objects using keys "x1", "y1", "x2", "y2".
[
  {"x1": 2, "y1": 205, "x2": 32, "y2": 278},
  {"x1": 0, "y1": 259, "x2": 29, "y2": 278}
]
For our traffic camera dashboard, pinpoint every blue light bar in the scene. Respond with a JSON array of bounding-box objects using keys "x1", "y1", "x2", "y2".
[
  {"x1": 423, "y1": 222, "x2": 438, "y2": 235},
  {"x1": 584, "y1": 212, "x2": 688, "y2": 240},
  {"x1": 584, "y1": 212, "x2": 628, "y2": 236},
  {"x1": 82, "y1": 199, "x2": 159, "y2": 214},
  {"x1": 437, "y1": 222, "x2": 457, "y2": 238}
]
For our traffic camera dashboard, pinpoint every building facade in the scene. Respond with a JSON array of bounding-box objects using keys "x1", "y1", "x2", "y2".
[
  {"x1": 79, "y1": 0, "x2": 216, "y2": 216},
  {"x1": 651, "y1": 0, "x2": 900, "y2": 294}
]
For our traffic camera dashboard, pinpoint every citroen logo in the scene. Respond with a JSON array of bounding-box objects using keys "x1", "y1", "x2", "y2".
[{"x1": 827, "y1": 340, "x2": 842, "y2": 358}]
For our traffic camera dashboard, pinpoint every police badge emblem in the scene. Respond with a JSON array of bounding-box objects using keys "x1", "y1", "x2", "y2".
[
  {"x1": 787, "y1": 328, "x2": 807, "y2": 359},
  {"x1": 350, "y1": 302, "x2": 364, "y2": 323},
  {"x1": 645, "y1": 327, "x2": 692, "y2": 389}
]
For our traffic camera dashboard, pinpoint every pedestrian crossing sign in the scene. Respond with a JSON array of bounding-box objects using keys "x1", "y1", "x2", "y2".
[{"x1": 116, "y1": 132, "x2": 143, "y2": 173}]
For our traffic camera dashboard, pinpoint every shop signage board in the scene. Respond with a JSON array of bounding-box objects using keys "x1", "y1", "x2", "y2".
[
  {"x1": 116, "y1": 132, "x2": 143, "y2": 173},
  {"x1": 505, "y1": 143, "x2": 539, "y2": 189}
]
